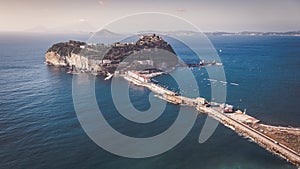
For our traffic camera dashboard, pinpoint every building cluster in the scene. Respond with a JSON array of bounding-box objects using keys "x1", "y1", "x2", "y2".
[
  {"x1": 103, "y1": 34, "x2": 174, "y2": 63},
  {"x1": 136, "y1": 34, "x2": 168, "y2": 47},
  {"x1": 221, "y1": 103, "x2": 234, "y2": 113},
  {"x1": 227, "y1": 112, "x2": 260, "y2": 126}
]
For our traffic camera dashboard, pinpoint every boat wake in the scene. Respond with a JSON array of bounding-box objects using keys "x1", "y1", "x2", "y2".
[{"x1": 203, "y1": 78, "x2": 239, "y2": 86}]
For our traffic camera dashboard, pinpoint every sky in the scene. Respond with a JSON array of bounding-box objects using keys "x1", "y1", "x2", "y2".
[{"x1": 0, "y1": 0, "x2": 299, "y2": 32}]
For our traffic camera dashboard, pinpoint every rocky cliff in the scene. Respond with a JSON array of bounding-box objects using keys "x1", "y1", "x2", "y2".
[{"x1": 45, "y1": 35, "x2": 178, "y2": 74}]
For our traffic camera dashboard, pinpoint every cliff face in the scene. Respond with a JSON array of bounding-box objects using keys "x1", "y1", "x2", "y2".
[
  {"x1": 45, "y1": 40, "x2": 89, "y2": 69},
  {"x1": 45, "y1": 35, "x2": 178, "y2": 73}
]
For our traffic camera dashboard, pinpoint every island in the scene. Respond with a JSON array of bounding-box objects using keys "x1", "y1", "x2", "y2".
[
  {"x1": 45, "y1": 34, "x2": 178, "y2": 76},
  {"x1": 45, "y1": 34, "x2": 300, "y2": 167}
]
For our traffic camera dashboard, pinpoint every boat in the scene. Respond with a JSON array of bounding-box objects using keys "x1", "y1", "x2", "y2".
[
  {"x1": 207, "y1": 78, "x2": 217, "y2": 82},
  {"x1": 230, "y1": 82, "x2": 239, "y2": 86},
  {"x1": 104, "y1": 73, "x2": 113, "y2": 80}
]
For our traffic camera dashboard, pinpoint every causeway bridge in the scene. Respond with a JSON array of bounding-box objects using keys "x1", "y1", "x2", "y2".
[{"x1": 122, "y1": 73, "x2": 300, "y2": 167}]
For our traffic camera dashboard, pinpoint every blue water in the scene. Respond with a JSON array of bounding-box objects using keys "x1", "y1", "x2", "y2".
[{"x1": 0, "y1": 32, "x2": 299, "y2": 169}]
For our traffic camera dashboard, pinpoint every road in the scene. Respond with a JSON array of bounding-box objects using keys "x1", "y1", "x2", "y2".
[
  {"x1": 123, "y1": 74, "x2": 300, "y2": 167},
  {"x1": 199, "y1": 106, "x2": 300, "y2": 167}
]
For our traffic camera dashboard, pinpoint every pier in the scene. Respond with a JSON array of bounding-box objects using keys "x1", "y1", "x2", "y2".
[{"x1": 122, "y1": 72, "x2": 300, "y2": 168}]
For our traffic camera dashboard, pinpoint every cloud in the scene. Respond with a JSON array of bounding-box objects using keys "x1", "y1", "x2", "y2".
[
  {"x1": 176, "y1": 8, "x2": 187, "y2": 13},
  {"x1": 79, "y1": 19, "x2": 86, "y2": 22},
  {"x1": 98, "y1": 0, "x2": 105, "y2": 6}
]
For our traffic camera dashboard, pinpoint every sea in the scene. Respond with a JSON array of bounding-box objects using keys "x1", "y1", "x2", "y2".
[{"x1": 0, "y1": 32, "x2": 299, "y2": 169}]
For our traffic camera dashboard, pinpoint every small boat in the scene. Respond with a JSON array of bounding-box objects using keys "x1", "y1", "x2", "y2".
[
  {"x1": 230, "y1": 82, "x2": 239, "y2": 86},
  {"x1": 104, "y1": 73, "x2": 113, "y2": 80},
  {"x1": 207, "y1": 78, "x2": 217, "y2": 82}
]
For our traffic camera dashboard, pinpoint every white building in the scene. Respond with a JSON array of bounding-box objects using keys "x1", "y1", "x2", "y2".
[
  {"x1": 137, "y1": 60, "x2": 153, "y2": 66},
  {"x1": 196, "y1": 97, "x2": 207, "y2": 105},
  {"x1": 102, "y1": 59, "x2": 112, "y2": 64}
]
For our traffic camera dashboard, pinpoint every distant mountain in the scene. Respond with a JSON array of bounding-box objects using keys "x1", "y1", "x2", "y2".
[
  {"x1": 93, "y1": 29, "x2": 122, "y2": 37},
  {"x1": 137, "y1": 30, "x2": 200, "y2": 36},
  {"x1": 205, "y1": 31, "x2": 300, "y2": 36},
  {"x1": 138, "y1": 30, "x2": 300, "y2": 36},
  {"x1": 22, "y1": 26, "x2": 300, "y2": 37},
  {"x1": 24, "y1": 26, "x2": 49, "y2": 33}
]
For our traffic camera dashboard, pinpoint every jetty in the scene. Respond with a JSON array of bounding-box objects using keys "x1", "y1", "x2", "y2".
[
  {"x1": 121, "y1": 71, "x2": 300, "y2": 168},
  {"x1": 178, "y1": 60, "x2": 223, "y2": 67}
]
